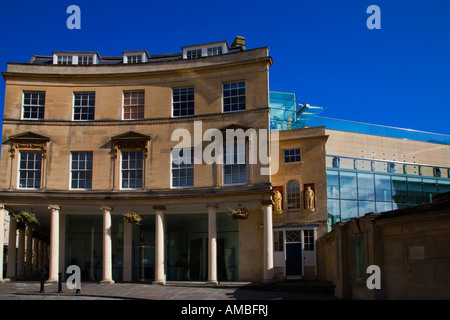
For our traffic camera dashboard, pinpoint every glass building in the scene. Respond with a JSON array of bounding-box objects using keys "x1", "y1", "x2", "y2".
[
  {"x1": 326, "y1": 155, "x2": 450, "y2": 225},
  {"x1": 269, "y1": 91, "x2": 450, "y2": 230}
]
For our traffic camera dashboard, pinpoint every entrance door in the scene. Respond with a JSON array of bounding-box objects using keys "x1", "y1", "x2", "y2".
[
  {"x1": 133, "y1": 243, "x2": 155, "y2": 281},
  {"x1": 285, "y1": 230, "x2": 303, "y2": 276}
]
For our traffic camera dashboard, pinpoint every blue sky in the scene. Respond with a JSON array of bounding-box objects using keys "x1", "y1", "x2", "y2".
[{"x1": 0, "y1": 0, "x2": 449, "y2": 135}]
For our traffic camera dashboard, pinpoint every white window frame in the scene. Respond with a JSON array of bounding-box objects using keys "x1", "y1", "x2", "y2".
[
  {"x1": 120, "y1": 150, "x2": 144, "y2": 190},
  {"x1": 223, "y1": 144, "x2": 247, "y2": 186},
  {"x1": 182, "y1": 42, "x2": 228, "y2": 59},
  {"x1": 123, "y1": 91, "x2": 145, "y2": 120},
  {"x1": 286, "y1": 181, "x2": 301, "y2": 210},
  {"x1": 223, "y1": 81, "x2": 246, "y2": 112},
  {"x1": 22, "y1": 91, "x2": 45, "y2": 120},
  {"x1": 123, "y1": 51, "x2": 149, "y2": 64},
  {"x1": 18, "y1": 151, "x2": 42, "y2": 190},
  {"x1": 172, "y1": 87, "x2": 195, "y2": 117},
  {"x1": 70, "y1": 151, "x2": 93, "y2": 190},
  {"x1": 73, "y1": 92, "x2": 95, "y2": 121},
  {"x1": 171, "y1": 147, "x2": 194, "y2": 188}
]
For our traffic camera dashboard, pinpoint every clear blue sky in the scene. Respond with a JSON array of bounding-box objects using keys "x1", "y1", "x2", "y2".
[{"x1": 0, "y1": 0, "x2": 449, "y2": 135}]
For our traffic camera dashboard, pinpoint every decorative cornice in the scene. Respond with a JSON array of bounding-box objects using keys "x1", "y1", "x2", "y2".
[{"x1": 2, "y1": 107, "x2": 269, "y2": 127}]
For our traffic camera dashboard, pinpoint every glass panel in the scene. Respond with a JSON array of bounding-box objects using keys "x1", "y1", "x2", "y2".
[
  {"x1": 340, "y1": 200, "x2": 358, "y2": 222},
  {"x1": 392, "y1": 176, "x2": 408, "y2": 207},
  {"x1": 422, "y1": 179, "x2": 437, "y2": 203},
  {"x1": 375, "y1": 174, "x2": 392, "y2": 202},
  {"x1": 357, "y1": 173, "x2": 375, "y2": 201},
  {"x1": 327, "y1": 171, "x2": 340, "y2": 198},
  {"x1": 340, "y1": 172, "x2": 357, "y2": 200},
  {"x1": 407, "y1": 177, "x2": 423, "y2": 205}
]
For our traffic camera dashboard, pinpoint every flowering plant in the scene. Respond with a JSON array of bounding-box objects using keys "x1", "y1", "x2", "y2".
[
  {"x1": 13, "y1": 210, "x2": 40, "y2": 229},
  {"x1": 228, "y1": 207, "x2": 249, "y2": 220},
  {"x1": 123, "y1": 212, "x2": 142, "y2": 225}
]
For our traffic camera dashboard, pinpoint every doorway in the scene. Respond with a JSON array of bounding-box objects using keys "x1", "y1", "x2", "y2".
[{"x1": 285, "y1": 230, "x2": 303, "y2": 276}]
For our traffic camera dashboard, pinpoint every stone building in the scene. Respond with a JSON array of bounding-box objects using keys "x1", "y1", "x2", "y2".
[{"x1": 0, "y1": 37, "x2": 282, "y2": 283}]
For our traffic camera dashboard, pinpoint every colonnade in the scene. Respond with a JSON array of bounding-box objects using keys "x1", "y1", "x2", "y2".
[
  {"x1": 0, "y1": 200, "x2": 274, "y2": 283},
  {"x1": 0, "y1": 204, "x2": 49, "y2": 282}
]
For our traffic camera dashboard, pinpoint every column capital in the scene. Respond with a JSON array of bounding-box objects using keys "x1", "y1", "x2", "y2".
[
  {"x1": 153, "y1": 205, "x2": 166, "y2": 211},
  {"x1": 100, "y1": 206, "x2": 113, "y2": 212},
  {"x1": 48, "y1": 205, "x2": 60, "y2": 211},
  {"x1": 206, "y1": 203, "x2": 219, "y2": 209},
  {"x1": 0, "y1": 203, "x2": 5, "y2": 211},
  {"x1": 261, "y1": 199, "x2": 274, "y2": 206}
]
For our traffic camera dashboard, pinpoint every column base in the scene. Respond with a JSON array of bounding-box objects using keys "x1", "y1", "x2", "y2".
[
  {"x1": 100, "y1": 279, "x2": 115, "y2": 284},
  {"x1": 154, "y1": 280, "x2": 166, "y2": 285},
  {"x1": 46, "y1": 279, "x2": 58, "y2": 283},
  {"x1": 207, "y1": 280, "x2": 218, "y2": 285}
]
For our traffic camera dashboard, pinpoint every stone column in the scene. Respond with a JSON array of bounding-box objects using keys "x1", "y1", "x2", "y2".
[
  {"x1": 122, "y1": 221, "x2": 133, "y2": 282},
  {"x1": 207, "y1": 203, "x2": 218, "y2": 284},
  {"x1": 100, "y1": 206, "x2": 114, "y2": 284},
  {"x1": 16, "y1": 228, "x2": 26, "y2": 279},
  {"x1": 48, "y1": 205, "x2": 60, "y2": 282},
  {"x1": 262, "y1": 200, "x2": 274, "y2": 282},
  {"x1": 6, "y1": 215, "x2": 17, "y2": 280},
  {"x1": 154, "y1": 205, "x2": 166, "y2": 284},
  {"x1": 0, "y1": 204, "x2": 5, "y2": 282},
  {"x1": 26, "y1": 227, "x2": 33, "y2": 278}
]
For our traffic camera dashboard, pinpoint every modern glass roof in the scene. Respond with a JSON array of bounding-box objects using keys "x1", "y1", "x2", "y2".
[{"x1": 269, "y1": 91, "x2": 450, "y2": 146}]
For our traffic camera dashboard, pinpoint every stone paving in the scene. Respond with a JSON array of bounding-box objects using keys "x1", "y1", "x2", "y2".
[{"x1": 0, "y1": 280, "x2": 337, "y2": 300}]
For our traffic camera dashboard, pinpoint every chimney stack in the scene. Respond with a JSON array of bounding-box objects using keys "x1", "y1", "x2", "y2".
[{"x1": 231, "y1": 36, "x2": 246, "y2": 50}]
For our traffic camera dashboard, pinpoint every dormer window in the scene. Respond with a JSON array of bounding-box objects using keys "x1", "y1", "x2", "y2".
[
  {"x1": 182, "y1": 41, "x2": 229, "y2": 59},
  {"x1": 78, "y1": 55, "x2": 94, "y2": 65},
  {"x1": 207, "y1": 46, "x2": 223, "y2": 56},
  {"x1": 57, "y1": 55, "x2": 73, "y2": 65},
  {"x1": 186, "y1": 49, "x2": 202, "y2": 59},
  {"x1": 123, "y1": 51, "x2": 149, "y2": 64},
  {"x1": 53, "y1": 52, "x2": 99, "y2": 65}
]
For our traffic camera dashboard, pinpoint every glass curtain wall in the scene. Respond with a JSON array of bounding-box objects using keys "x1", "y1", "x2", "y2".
[
  {"x1": 65, "y1": 215, "x2": 123, "y2": 281},
  {"x1": 327, "y1": 170, "x2": 450, "y2": 225}
]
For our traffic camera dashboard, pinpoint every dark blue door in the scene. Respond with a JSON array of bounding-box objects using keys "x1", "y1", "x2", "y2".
[{"x1": 286, "y1": 243, "x2": 302, "y2": 276}]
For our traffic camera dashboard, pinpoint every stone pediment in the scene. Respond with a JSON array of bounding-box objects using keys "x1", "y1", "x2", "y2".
[
  {"x1": 218, "y1": 123, "x2": 255, "y2": 133},
  {"x1": 7, "y1": 131, "x2": 52, "y2": 142},
  {"x1": 111, "y1": 131, "x2": 151, "y2": 150},
  {"x1": 5, "y1": 131, "x2": 51, "y2": 151}
]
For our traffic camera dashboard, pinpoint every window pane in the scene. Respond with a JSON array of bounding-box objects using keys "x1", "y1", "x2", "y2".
[{"x1": 340, "y1": 172, "x2": 357, "y2": 200}]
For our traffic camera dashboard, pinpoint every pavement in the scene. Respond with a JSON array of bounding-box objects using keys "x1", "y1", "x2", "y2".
[{"x1": 0, "y1": 280, "x2": 337, "y2": 300}]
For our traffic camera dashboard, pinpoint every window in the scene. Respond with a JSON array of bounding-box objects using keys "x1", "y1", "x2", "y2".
[
  {"x1": 57, "y1": 55, "x2": 72, "y2": 65},
  {"x1": 19, "y1": 151, "x2": 42, "y2": 189},
  {"x1": 223, "y1": 144, "x2": 246, "y2": 185},
  {"x1": 274, "y1": 231, "x2": 284, "y2": 252},
  {"x1": 71, "y1": 152, "x2": 93, "y2": 189},
  {"x1": 187, "y1": 49, "x2": 202, "y2": 58},
  {"x1": 128, "y1": 55, "x2": 142, "y2": 64},
  {"x1": 171, "y1": 148, "x2": 194, "y2": 188},
  {"x1": 121, "y1": 151, "x2": 143, "y2": 189},
  {"x1": 284, "y1": 148, "x2": 301, "y2": 163},
  {"x1": 304, "y1": 230, "x2": 315, "y2": 251},
  {"x1": 223, "y1": 82, "x2": 245, "y2": 112},
  {"x1": 286, "y1": 181, "x2": 300, "y2": 209},
  {"x1": 123, "y1": 91, "x2": 145, "y2": 120},
  {"x1": 173, "y1": 88, "x2": 194, "y2": 117},
  {"x1": 207, "y1": 46, "x2": 223, "y2": 56},
  {"x1": 78, "y1": 55, "x2": 93, "y2": 65},
  {"x1": 23, "y1": 92, "x2": 45, "y2": 120},
  {"x1": 73, "y1": 92, "x2": 95, "y2": 121}
]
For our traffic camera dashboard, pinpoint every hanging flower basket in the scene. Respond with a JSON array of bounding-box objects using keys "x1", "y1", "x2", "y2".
[
  {"x1": 13, "y1": 210, "x2": 40, "y2": 229},
  {"x1": 123, "y1": 212, "x2": 142, "y2": 225},
  {"x1": 228, "y1": 207, "x2": 249, "y2": 220}
]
